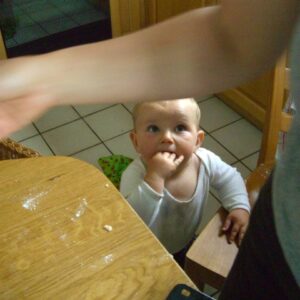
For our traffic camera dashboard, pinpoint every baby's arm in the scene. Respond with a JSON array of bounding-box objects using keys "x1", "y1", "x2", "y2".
[
  {"x1": 120, "y1": 160, "x2": 162, "y2": 225},
  {"x1": 213, "y1": 167, "x2": 250, "y2": 246},
  {"x1": 120, "y1": 153, "x2": 183, "y2": 226},
  {"x1": 205, "y1": 149, "x2": 250, "y2": 245}
]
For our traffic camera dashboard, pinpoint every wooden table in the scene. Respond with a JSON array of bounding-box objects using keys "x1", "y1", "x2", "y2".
[{"x1": 0, "y1": 156, "x2": 196, "y2": 299}]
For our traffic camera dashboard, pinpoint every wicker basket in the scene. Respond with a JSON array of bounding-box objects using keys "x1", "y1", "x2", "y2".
[{"x1": 0, "y1": 138, "x2": 41, "y2": 160}]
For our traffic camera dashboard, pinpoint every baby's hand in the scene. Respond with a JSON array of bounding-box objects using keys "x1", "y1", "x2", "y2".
[
  {"x1": 147, "y1": 152, "x2": 184, "y2": 180},
  {"x1": 222, "y1": 208, "x2": 250, "y2": 246},
  {"x1": 144, "y1": 152, "x2": 184, "y2": 193}
]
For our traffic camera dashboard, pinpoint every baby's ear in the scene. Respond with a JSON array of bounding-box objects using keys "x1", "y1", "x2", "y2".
[
  {"x1": 130, "y1": 130, "x2": 138, "y2": 150},
  {"x1": 196, "y1": 130, "x2": 205, "y2": 148}
]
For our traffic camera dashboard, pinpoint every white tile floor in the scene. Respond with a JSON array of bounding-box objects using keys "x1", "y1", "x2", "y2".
[
  {"x1": 9, "y1": 95, "x2": 262, "y2": 297},
  {"x1": 10, "y1": 95, "x2": 261, "y2": 225}
]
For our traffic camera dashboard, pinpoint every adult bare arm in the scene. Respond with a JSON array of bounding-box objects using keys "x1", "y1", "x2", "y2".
[{"x1": 0, "y1": 0, "x2": 299, "y2": 136}]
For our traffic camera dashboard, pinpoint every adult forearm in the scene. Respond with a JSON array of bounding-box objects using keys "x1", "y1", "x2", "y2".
[
  {"x1": 1, "y1": 0, "x2": 299, "y2": 107},
  {"x1": 42, "y1": 0, "x2": 299, "y2": 106},
  {"x1": 41, "y1": 6, "x2": 236, "y2": 105},
  {"x1": 220, "y1": 0, "x2": 299, "y2": 75}
]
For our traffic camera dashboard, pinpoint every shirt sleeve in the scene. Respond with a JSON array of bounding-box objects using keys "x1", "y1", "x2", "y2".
[
  {"x1": 120, "y1": 160, "x2": 164, "y2": 225},
  {"x1": 204, "y1": 150, "x2": 250, "y2": 213}
]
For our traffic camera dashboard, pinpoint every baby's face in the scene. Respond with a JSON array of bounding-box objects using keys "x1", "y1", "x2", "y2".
[{"x1": 131, "y1": 99, "x2": 204, "y2": 163}]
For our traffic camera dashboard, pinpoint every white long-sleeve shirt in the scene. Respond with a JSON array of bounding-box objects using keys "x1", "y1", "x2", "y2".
[{"x1": 120, "y1": 148, "x2": 250, "y2": 254}]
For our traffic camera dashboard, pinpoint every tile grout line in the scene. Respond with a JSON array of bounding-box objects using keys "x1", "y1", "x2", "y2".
[
  {"x1": 239, "y1": 160, "x2": 254, "y2": 172},
  {"x1": 196, "y1": 95, "x2": 216, "y2": 104},
  {"x1": 71, "y1": 103, "x2": 118, "y2": 118},
  {"x1": 121, "y1": 104, "x2": 133, "y2": 115},
  {"x1": 77, "y1": 105, "x2": 133, "y2": 153},
  {"x1": 19, "y1": 105, "x2": 128, "y2": 156},
  {"x1": 240, "y1": 150, "x2": 260, "y2": 161},
  {"x1": 69, "y1": 105, "x2": 113, "y2": 156},
  {"x1": 34, "y1": 117, "x2": 81, "y2": 134},
  {"x1": 80, "y1": 119, "x2": 105, "y2": 142},
  {"x1": 206, "y1": 132, "x2": 243, "y2": 163},
  {"x1": 102, "y1": 129, "x2": 132, "y2": 144},
  {"x1": 231, "y1": 160, "x2": 253, "y2": 173},
  {"x1": 31, "y1": 123, "x2": 56, "y2": 155},
  {"x1": 32, "y1": 103, "x2": 117, "y2": 136},
  {"x1": 207, "y1": 117, "x2": 245, "y2": 134},
  {"x1": 67, "y1": 141, "x2": 108, "y2": 157}
]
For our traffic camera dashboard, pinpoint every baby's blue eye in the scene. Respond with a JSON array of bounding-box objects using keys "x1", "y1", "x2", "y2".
[
  {"x1": 175, "y1": 124, "x2": 187, "y2": 132},
  {"x1": 147, "y1": 125, "x2": 159, "y2": 132}
]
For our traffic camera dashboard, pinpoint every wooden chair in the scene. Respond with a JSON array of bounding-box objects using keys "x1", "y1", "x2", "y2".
[
  {"x1": 185, "y1": 53, "x2": 292, "y2": 290},
  {"x1": 0, "y1": 30, "x2": 7, "y2": 59}
]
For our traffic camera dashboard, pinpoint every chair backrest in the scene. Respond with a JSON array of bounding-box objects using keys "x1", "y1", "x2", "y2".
[
  {"x1": 258, "y1": 53, "x2": 292, "y2": 166},
  {"x1": 0, "y1": 30, "x2": 7, "y2": 59}
]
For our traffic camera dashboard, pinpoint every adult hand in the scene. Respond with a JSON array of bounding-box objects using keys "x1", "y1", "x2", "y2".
[{"x1": 0, "y1": 57, "x2": 55, "y2": 137}]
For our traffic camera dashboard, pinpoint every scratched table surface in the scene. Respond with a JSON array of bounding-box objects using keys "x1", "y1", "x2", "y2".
[{"x1": 0, "y1": 156, "x2": 195, "y2": 299}]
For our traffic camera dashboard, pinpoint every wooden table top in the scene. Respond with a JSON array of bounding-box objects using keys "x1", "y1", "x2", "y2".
[{"x1": 0, "y1": 156, "x2": 195, "y2": 299}]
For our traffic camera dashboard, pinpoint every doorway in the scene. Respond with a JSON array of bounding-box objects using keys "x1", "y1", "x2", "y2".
[{"x1": 0, "y1": 0, "x2": 112, "y2": 57}]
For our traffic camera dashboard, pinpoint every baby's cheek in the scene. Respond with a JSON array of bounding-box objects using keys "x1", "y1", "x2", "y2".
[
  {"x1": 140, "y1": 141, "x2": 156, "y2": 153},
  {"x1": 138, "y1": 147, "x2": 154, "y2": 160}
]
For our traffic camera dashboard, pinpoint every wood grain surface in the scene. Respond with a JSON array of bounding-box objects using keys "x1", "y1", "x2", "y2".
[
  {"x1": 185, "y1": 208, "x2": 238, "y2": 289},
  {"x1": 0, "y1": 156, "x2": 195, "y2": 299}
]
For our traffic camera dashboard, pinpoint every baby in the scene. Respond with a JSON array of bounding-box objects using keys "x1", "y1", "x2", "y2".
[{"x1": 120, "y1": 98, "x2": 250, "y2": 264}]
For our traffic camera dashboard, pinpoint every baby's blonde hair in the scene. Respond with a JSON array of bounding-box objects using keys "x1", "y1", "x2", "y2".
[{"x1": 132, "y1": 98, "x2": 201, "y2": 129}]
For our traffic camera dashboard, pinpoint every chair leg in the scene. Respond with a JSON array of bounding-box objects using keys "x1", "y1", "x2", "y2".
[{"x1": 184, "y1": 259, "x2": 205, "y2": 291}]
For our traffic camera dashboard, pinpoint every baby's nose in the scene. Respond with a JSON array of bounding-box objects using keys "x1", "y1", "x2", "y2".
[{"x1": 161, "y1": 131, "x2": 173, "y2": 143}]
